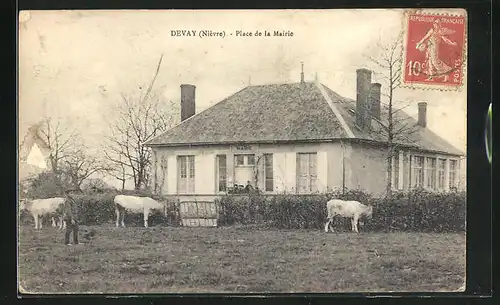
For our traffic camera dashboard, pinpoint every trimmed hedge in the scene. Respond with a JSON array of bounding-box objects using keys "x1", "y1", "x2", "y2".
[
  {"x1": 19, "y1": 190, "x2": 177, "y2": 227},
  {"x1": 19, "y1": 187, "x2": 466, "y2": 232},
  {"x1": 216, "y1": 189, "x2": 466, "y2": 232}
]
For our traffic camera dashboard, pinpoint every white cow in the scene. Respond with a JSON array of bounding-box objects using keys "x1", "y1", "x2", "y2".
[
  {"x1": 324, "y1": 199, "x2": 373, "y2": 233},
  {"x1": 113, "y1": 195, "x2": 164, "y2": 228},
  {"x1": 19, "y1": 197, "x2": 66, "y2": 230}
]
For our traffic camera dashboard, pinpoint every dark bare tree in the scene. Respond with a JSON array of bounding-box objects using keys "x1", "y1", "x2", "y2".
[
  {"x1": 364, "y1": 32, "x2": 420, "y2": 195},
  {"x1": 34, "y1": 117, "x2": 81, "y2": 176},
  {"x1": 104, "y1": 155, "x2": 128, "y2": 191},
  {"x1": 21, "y1": 116, "x2": 84, "y2": 192},
  {"x1": 61, "y1": 149, "x2": 107, "y2": 191},
  {"x1": 20, "y1": 116, "x2": 103, "y2": 195},
  {"x1": 103, "y1": 54, "x2": 178, "y2": 190}
]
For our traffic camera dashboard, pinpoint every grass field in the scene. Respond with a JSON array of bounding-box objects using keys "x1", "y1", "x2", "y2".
[{"x1": 18, "y1": 225, "x2": 466, "y2": 293}]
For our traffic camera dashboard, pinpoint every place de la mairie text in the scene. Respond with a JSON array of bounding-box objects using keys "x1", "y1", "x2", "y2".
[{"x1": 170, "y1": 29, "x2": 294, "y2": 38}]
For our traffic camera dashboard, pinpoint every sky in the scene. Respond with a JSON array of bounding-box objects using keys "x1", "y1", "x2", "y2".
[{"x1": 18, "y1": 9, "x2": 467, "y2": 189}]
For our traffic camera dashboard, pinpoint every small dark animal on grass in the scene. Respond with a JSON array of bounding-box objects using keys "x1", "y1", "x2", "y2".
[{"x1": 82, "y1": 229, "x2": 97, "y2": 243}]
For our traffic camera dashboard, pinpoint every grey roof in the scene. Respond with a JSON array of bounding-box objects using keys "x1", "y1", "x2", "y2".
[{"x1": 145, "y1": 82, "x2": 463, "y2": 156}]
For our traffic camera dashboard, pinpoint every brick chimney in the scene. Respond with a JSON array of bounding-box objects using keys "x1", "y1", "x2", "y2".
[
  {"x1": 356, "y1": 68, "x2": 372, "y2": 129},
  {"x1": 369, "y1": 83, "x2": 381, "y2": 120},
  {"x1": 180, "y1": 84, "x2": 196, "y2": 122},
  {"x1": 418, "y1": 101, "x2": 427, "y2": 128}
]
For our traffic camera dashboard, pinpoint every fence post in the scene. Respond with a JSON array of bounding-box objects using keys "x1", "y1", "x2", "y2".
[
  {"x1": 195, "y1": 199, "x2": 200, "y2": 227},
  {"x1": 177, "y1": 200, "x2": 182, "y2": 227}
]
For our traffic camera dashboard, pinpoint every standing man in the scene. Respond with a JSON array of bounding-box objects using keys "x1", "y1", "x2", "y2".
[{"x1": 63, "y1": 189, "x2": 82, "y2": 246}]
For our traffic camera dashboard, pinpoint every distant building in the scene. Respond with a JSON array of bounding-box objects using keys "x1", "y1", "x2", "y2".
[{"x1": 144, "y1": 68, "x2": 464, "y2": 199}]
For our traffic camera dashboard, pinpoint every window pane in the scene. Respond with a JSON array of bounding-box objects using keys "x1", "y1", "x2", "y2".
[
  {"x1": 298, "y1": 177, "x2": 307, "y2": 193},
  {"x1": 439, "y1": 159, "x2": 446, "y2": 170},
  {"x1": 417, "y1": 169, "x2": 423, "y2": 187},
  {"x1": 449, "y1": 160, "x2": 457, "y2": 188},
  {"x1": 218, "y1": 155, "x2": 227, "y2": 192},
  {"x1": 426, "y1": 157, "x2": 436, "y2": 189},
  {"x1": 437, "y1": 159, "x2": 445, "y2": 189},
  {"x1": 219, "y1": 179, "x2": 227, "y2": 192},
  {"x1": 219, "y1": 156, "x2": 227, "y2": 177},
  {"x1": 179, "y1": 157, "x2": 187, "y2": 178},
  {"x1": 188, "y1": 156, "x2": 195, "y2": 178},
  {"x1": 264, "y1": 154, "x2": 273, "y2": 191},
  {"x1": 450, "y1": 160, "x2": 457, "y2": 170},
  {"x1": 265, "y1": 179, "x2": 273, "y2": 192},
  {"x1": 299, "y1": 154, "x2": 308, "y2": 175},
  {"x1": 309, "y1": 157, "x2": 317, "y2": 192},
  {"x1": 247, "y1": 154, "x2": 255, "y2": 165},
  {"x1": 297, "y1": 153, "x2": 317, "y2": 193},
  {"x1": 309, "y1": 154, "x2": 317, "y2": 176},
  {"x1": 438, "y1": 172, "x2": 445, "y2": 189},
  {"x1": 235, "y1": 155, "x2": 244, "y2": 166},
  {"x1": 411, "y1": 156, "x2": 424, "y2": 188},
  {"x1": 310, "y1": 176, "x2": 317, "y2": 193}
]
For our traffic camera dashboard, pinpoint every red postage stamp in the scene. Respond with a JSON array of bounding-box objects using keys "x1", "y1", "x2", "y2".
[{"x1": 402, "y1": 11, "x2": 467, "y2": 90}]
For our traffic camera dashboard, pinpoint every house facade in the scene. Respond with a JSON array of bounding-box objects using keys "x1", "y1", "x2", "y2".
[{"x1": 144, "y1": 69, "x2": 464, "y2": 199}]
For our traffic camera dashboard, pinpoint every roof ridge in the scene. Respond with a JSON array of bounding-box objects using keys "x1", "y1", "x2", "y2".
[
  {"x1": 314, "y1": 81, "x2": 355, "y2": 138},
  {"x1": 245, "y1": 81, "x2": 316, "y2": 88}
]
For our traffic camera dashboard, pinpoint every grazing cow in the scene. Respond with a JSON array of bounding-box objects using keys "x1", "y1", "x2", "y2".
[
  {"x1": 324, "y1": 199, "x2": 373, "y2": 233},
  {"x1": 113, "y1": 195, "x2": 164, "y2": 228},
  {"x1": 19, "y1": 197, "x2": 66, "y2": 230}
]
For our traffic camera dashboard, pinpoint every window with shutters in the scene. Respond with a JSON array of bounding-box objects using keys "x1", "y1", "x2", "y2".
[
  {"x1": 411, "y1": 156, "x2": 424, "y2": 189},
  {"x1": 438, "y1": 158, "x2": 446, "y2": 190},
  {"x1": 216, "y1": 155, "x2": 227, "y2": 192},
  {"x1": 296, "y1": 153, "x2": 317, "y2": 194},
  {"x1": 178, "y1": 155, "x2": 195, "y2": 193},
  {"x1": 449, "y1": 159, "x2": 458, "y2": 190},
  {"x1": 425, "y1": 157, "x2": 437, "y2": 190}
]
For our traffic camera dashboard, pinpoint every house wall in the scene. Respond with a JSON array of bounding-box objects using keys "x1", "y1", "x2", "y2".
[
  {"x1": 150, "y1": 142, "x2": 464, "y2": 198},
  {"x1": 402, "y1": 150, "x2": 463, "y2": 192},
  {"x1": 346, "y1": 142, "x2": 388, "y2": 196},
  {"x1": 151, "y1": 142, "x2": 345, "y2": 196},
  {"x1": 340, "y1": 143, "x2": 464, "y2": 196},
  {"x1": 151, "y1": 145, "x2": 229, "y2": 196},
  {"x1": 327, "y1": 142, "x2": 346, "y2": 192}
]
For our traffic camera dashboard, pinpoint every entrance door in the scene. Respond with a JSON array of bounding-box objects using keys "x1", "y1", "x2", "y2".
[{"x1": 234, "y1": 154, "x2": 255, "y2": 187}]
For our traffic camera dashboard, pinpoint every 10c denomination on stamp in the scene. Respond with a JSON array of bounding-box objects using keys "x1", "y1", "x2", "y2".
[{"x1": 402, "y1": 11, "x2": 467, "y2": 90}]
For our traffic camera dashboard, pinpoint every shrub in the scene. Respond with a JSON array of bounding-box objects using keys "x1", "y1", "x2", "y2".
[
  {"x1": 73, "y1": 193, "x2": 116, "y2": 225},
  {"x1": 84, "y1": 190, "x2": 171, "y2": 226},
  {"x1": 216, "y1": 189, "x2": 466, "y2": 232},
  {"x1": 19, "y1": 189, "x2": 175, "y2": 227}
]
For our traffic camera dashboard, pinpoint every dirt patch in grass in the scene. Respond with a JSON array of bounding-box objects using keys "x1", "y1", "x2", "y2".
[{"x1": 18, "y1": 225, "x2": 465, "y2": 293}]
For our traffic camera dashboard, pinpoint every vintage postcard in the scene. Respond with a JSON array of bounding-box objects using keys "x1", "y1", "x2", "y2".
[{"x1": 18, "y1": 9, "x2": 467, "y2": 294}]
